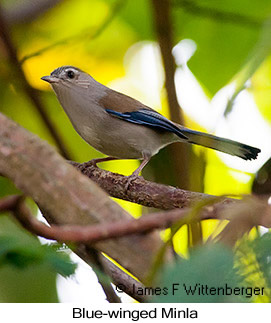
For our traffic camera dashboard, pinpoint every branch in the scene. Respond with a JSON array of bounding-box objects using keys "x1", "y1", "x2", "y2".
[
  {"x1": 9, "y1": 192, "x2": 271, "y2": 246},
  {"x1": 76, "y1": 245, "x2": 149, "y2": 303},
  {"x1": 71, "y1": 161, "x2": 234, "y2": 210},
  {"x1": 3, "y1": 196, "x2": 205, "y2": 243},
  {"x1": 4, "y1": 195, "x2": 238, "y2": 243},
  {"x1": 0, "y1": 5, "x2": 71, "y2": 160},
  {"x1": 151, "y1": 0, "x2": 190, "y2": 190},
  {"x1": 0, "y1": 112, "x2": 168, "y2": 281},
  {"x1": 72, "y1": 246, "x2": 121, "y2": 303}
]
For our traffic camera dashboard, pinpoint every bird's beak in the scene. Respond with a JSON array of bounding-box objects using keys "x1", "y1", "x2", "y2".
[{"x1": 41, "y1": 75, "x2": 59, "y2": 84}]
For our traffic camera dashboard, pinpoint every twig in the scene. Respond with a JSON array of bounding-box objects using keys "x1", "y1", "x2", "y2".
[
  {"x1": 9, "y1": 198, "x2": 188, "y2": 242},
  {"x1": 77, "y1": 245, "x2": 149, "y2": 302},
  {"x1": 151, "y1": 0, "x2": 190, "y2": 190},
  {"x1": 0, "y1": 5, "x2": 71, "y2": 160},
  {"x1": 174, "y1": 0, "x2": 262, "y2": 29},
  {"x1": 20, "y1": 0, "x2": 125, "y2": 63},
  {"x1": 77, "y1": 246, "x2": 121, "y2": 303},
  {"x1": 10, "y1": 194, "x2": 255, "y2": 245},
  {"x1": 224, "y1": 84, "x2": 247, "y2": 117}
]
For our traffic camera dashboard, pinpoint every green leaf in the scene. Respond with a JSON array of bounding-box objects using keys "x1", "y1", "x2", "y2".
[
  {"x1": 236, "y1": 232, "x2": 271, "y2": 295},
  {"x1": 44, "y1": 247, "x2": 77, "y2": 278},
  {"x1": 0, "y1": 231, "x2": 59, "y2": 302},
  {"x1": 173, "y1": 0, "x2": 271, "y2": 95},
  {"x1": 0, "y1": 215, "x2": 75, "y2": 302},
  {"x1": 0, "y1": 235, "x2": 76, "y2": 277},
  {"x1": 252, "y1": 233, "x2": 271, "y2": 289}
]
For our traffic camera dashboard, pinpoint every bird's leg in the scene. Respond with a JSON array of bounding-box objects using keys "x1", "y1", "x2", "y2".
[
  {"x1": 82, "y1": 156, "x2": 120, "y2": 168},
  {"x1": 131, "y1": 155, "x2": 151, "y2": 177},
  {"x1": 125, "y1": 154, "x2": 151, "y2": 191}
]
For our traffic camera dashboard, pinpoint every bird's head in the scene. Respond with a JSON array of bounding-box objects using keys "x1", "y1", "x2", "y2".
[{"x1": 41, "y1": 66, "x2": 93, "y2": 90}]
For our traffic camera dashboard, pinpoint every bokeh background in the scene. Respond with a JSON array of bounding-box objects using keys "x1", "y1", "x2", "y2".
[{"x1": 0, "y1": 0, "x2": 271, "y2": 302}]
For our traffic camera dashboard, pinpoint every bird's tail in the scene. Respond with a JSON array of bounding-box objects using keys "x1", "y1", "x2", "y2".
[{"x1": 180, "y1": 128, "x2": 260, "y2": 160}]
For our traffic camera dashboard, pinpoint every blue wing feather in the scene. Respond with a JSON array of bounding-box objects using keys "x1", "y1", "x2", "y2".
[{"x1": 106, "y1": 109, "x2": 188, "y2": 140}]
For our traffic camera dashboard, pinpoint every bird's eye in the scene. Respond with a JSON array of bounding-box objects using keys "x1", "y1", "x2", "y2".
[{"x1": 66, "y1": 70, "x2": 75, "y2": 79}]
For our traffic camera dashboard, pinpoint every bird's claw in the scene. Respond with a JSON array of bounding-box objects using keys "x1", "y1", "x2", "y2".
[
  {"x1": 80, "y1": 159, "x2": 97, "y2": 170},
  {"x1": 124, "y1": 174, "x2": 142, "y2": 192}
]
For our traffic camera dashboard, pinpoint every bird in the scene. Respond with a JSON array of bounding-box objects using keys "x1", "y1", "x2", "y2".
[{"x1": 41, "y1": 65, "x2": 261, "y2": 179}]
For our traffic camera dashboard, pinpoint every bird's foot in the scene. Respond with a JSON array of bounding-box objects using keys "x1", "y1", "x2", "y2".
[
  {"x1": 81, "y1": 159, "x2": 98, "y2": 168},
  {"x1": 124, "y1": 174, "x2": 142, "y2": 192},
  {"x1": 81, "y1": 157, "x2": 119, "y2": 169},
  {"x1": 77, "y1": 159, "x2": 99, "y2": 172}
]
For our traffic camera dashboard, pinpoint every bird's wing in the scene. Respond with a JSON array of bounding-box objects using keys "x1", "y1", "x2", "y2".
[
  {"x1": 102, "y1": 90, "x2": 261, "y2": 160},
  {"x1": 105, "y1": 108, "x2": 188, "y2": 140},
  {"x1": 99, "y1": 88, "x2": 188, "y2": 139}
]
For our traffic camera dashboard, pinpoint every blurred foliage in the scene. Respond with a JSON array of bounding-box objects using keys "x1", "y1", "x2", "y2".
[
  {"x1": 154, "y1": 244, "x2": 242, "y2": 302},
  {"x1": 236, "y1": 232, "x2": 271, "y2": 299},
  {"x1": 224, "y1": 18, "x2": 271, "y2": 116},
  {"x1": 0, "y1": 0, "x2": 271, "y2": 302},
  {"x1": 0, "y1": 235, "x2": 76, "y2": 277},
  {"x1": 252, "y1": 56, "x2": 271, "y2": 123},
  {"x1": 154, "y1": 236, "x2": 271, "y2": 302},
  {"x1": 174, "y1": 0, "x2": 271, "y2": 95},
  {"x1": 0, "y1": 213, "x2": 75, "y2": 302}
]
